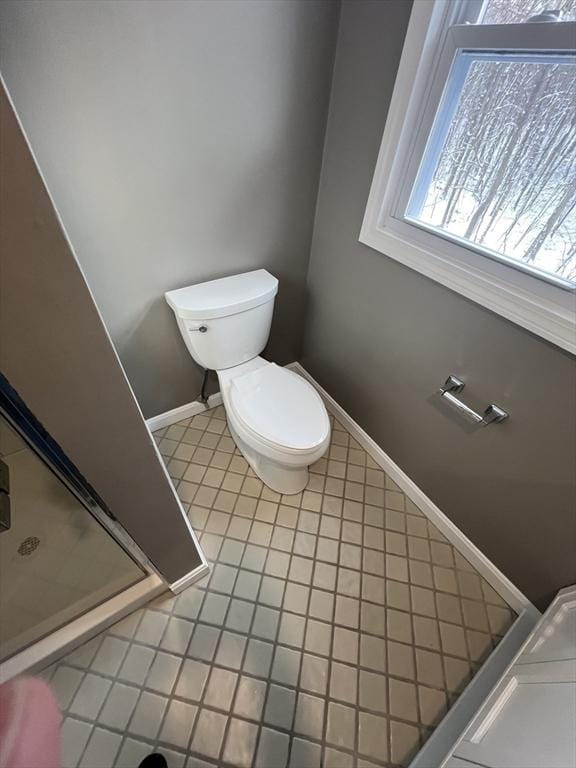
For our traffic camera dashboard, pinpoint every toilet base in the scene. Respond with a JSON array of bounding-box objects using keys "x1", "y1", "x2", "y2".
[{"x1": 228, "y1": 423, "x2": 309, "y2": 495}]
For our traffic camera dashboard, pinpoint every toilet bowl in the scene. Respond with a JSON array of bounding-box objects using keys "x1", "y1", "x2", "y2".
[
  {"x1": 165, "y1": 270, "x2": 330, "y2": 494},
  {"x1": 218, "y1": 358, "x2": 330, "y2": 494}
]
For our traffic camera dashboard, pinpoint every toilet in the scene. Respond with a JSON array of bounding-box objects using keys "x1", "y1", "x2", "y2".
[{"x1": 165, "y1": 270, "x2": 330, "y2": 494}]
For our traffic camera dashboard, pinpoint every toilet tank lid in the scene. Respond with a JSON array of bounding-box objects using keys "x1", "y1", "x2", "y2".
[{"x1": 165, "y1": 269, "x2": 278, "y2": 320}]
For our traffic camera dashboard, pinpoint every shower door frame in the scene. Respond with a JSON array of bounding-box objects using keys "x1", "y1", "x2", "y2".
[{"x1": 0, "y1": 374, "x2": 164, "y2": 681}]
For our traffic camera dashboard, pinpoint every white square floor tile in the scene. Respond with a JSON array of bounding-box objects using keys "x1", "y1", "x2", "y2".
[
  {"x1": 190, "y1": 709, "x2": 227, "y2": 760},
  {"x1": 264, "y1": 684, "x2": 296, "y2": 730},
  {"x1": 255, "y1": 728, "x2": 290, "y2": 768},
  {"x1": 79, "y1": 727, "x2": 122, "y2": 768},
  {"x1": 114, "y1": 738, "x2": 152, "y2": 768},
  {"x1": 98, "y1": 682, "x2": 140, "y2": 729},
  {"x1": 232, "y1": 675, "x2": 267, "y2": 721},
  {"x1": 128, "y1": 690, "x2": 168, "y2": 739},
  {"x1": 50, "y1": 666, "x2": 84, "y2": 710},
  {"x1": 160, "y1": 616, "x2": 194, "y2": 655},
  {"x1": 134, "y1": 610, "x2": 169, "y2": 645},
  {"x1": 174, "y1": 659, "x2": 210, "y2": 702},
  {"x1": 159, "y1": 699, "x2": 197, "y2": 750},
  {"x1": 222, "y1": 718, "x2": 258, "y2": 768},
  {"x1": 61, "y1": 719, "x2": 93, "y2": 768},
  {"x1": 69, "y1": 674, "x2": 111, "y2": 720},
  {"x1": 118, "y1": 644, "x2": 155, "y2": 686},
  {"x1": 146, "y1": 651, "x2": 182, "y2": 695},
  {"x1": 90, "y1": 636, "x2": 129, "y2": 677}
]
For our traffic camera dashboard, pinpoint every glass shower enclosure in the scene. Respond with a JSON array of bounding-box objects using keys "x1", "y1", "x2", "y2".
[{"x1": 0, "y1": 376, "x2": 146, "y2": 663}]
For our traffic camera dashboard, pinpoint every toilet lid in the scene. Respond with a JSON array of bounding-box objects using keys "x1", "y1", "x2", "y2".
[{"x1": 229, "y1": 364, "x2": 329, "y2": 451}]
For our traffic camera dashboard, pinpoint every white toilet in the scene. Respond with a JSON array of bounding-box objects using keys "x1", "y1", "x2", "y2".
[{"x1": 165, "y1": 269, "x2": 330, "y2": 494}]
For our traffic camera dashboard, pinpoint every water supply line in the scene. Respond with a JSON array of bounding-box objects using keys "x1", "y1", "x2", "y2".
[{"x1": 198, "y1": 368, "x2": 212, "y2": 406}]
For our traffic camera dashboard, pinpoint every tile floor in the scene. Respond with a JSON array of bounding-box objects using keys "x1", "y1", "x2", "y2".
[{"x1": 45, "y1": 403, "x2": 516, "y2": 768}]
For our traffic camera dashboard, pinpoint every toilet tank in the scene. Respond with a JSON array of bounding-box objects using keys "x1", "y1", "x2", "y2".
[{"x1": 165, "y1": 270, "x2": 278, "y2": 371}]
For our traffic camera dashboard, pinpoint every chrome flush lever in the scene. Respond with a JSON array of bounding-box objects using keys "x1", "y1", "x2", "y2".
[{"x1": 438, "y1": 375, "x2": 508, "y2": 426}]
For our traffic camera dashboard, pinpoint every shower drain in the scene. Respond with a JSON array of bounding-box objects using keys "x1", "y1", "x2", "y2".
[{"x1": 17, "y1": 536, "x2": 41, "y2": 556}]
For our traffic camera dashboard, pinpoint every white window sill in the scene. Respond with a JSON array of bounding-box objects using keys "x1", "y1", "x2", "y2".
[{"x1": 360, "y1": 222, "x2": 576, "y2": 354}]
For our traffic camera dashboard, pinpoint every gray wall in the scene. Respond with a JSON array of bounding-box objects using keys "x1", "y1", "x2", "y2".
[
  {"x1": 302, "y1": 0, "x2": 576, "y2": 610},
  {"x1": 0, "y1": 86, "x2": 202, "y2": 583},
  {"x1": 0, "y1": 0, "x2": 339, "y2": 417}
]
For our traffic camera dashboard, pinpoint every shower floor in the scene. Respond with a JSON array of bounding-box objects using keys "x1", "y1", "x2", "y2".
[
  {"x1": 0, "y1": 420, "x2": 144, "y2": 662},
  {"x1": 46, "y1": 400, "x2": 516, "y2": 768}
]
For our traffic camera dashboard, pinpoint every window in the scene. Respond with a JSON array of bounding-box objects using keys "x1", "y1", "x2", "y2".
[
  {"x1": 361, "y1": 0, "x2": 576, "y2": 353},
  {"x1": 407, "y1": 52, "x2": 575, "y2": 286}
]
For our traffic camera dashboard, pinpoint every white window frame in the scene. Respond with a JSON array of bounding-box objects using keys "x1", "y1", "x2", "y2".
[{"x1": 360, "y1": 0, "x2": 576, "y2": 354}]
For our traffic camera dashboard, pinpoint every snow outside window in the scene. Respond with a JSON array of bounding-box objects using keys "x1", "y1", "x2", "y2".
[{"x1": 406, "y1": 52, "x2": 576, "y2": 286}]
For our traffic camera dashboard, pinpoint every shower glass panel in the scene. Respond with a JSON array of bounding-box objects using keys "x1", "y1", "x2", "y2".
[{"x1": 0, "y1": 413, "x2": 145, "y2": 662}]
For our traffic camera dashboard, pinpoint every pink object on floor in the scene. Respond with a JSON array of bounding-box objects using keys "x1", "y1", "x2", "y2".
[{"x1": 0, "y1": 677, "x2": 61, "y2": 768}]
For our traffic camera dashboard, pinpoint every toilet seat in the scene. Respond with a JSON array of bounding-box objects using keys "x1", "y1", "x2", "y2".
[
  {"x1": 228, "y1": 364, "x2": 329, "y2": 454},
  {"x1": 217, "y1": 358, "x2": 331, "y2": 492}
]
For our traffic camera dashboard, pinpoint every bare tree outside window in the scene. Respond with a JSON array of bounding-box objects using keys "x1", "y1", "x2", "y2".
[
  {"x1": 481, "y1": 0, "x2": 576, "y2": 24},
  {"x1": 409, "y1": 54, "x2": 576, "y2": 284}
]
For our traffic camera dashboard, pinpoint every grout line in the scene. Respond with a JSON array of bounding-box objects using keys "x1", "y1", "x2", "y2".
[{"x1": 199, "y1": 585, "x2": 244, "y2": 765}]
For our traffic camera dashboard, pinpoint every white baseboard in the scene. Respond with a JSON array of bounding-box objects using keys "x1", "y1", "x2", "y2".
[
  {"x1": 146, "y1": 392, "x2": 223, "y2": 432},
  {"x1": 287, "y1": 362, "x2": 538, "y2": 618},
  {"x1": 0, "y1": 574, "x2": 165, "y2": 683},
  {"x1": 169, "y1": 562, "x2": 211, "y2": 594}
]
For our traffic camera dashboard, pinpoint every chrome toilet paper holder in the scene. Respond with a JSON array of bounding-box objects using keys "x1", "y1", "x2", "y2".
[{"x1": 438, "y1": 375, "x2": 508, "y2": 426}]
